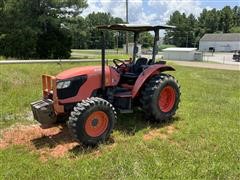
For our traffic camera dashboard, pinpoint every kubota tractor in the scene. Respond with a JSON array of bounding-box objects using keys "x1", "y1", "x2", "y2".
[{"x1": 31, "y1": 24, "x2": 181, "y2": 146}]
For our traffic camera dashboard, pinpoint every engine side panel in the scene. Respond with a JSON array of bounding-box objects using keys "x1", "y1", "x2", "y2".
[{"x1": 58, "y1": 66, "x2": 120, "y2": 104}]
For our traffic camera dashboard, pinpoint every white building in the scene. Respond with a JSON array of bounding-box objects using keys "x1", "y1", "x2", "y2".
[
  {"x1": 123, "y1": 43, "x2": 142, "y2": 56},
  {"x1": 199, "y1": 33, "x2": 240, "y2": 52},
  {"x1": 163, "y1": 48, "x2": 202, "y2": 61}
]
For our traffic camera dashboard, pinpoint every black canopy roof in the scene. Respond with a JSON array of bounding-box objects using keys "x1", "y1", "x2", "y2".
[{"x1": 97, "y1": 24, "x2": 175, "y2": 32}]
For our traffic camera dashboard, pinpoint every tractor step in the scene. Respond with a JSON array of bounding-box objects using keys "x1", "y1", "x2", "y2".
[
  {"x1": 119, "y1": 109, "x2": 133, "y2": 113},
  {"x1": 114, "y1": 91, "x2": 132, "y2": 98},
  {"x1": 113, "y1": 90, "x2": 133, "y2": 113}
]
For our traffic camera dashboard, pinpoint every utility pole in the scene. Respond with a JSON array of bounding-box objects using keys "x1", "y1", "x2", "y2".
[
  {"x1": 186, "y1": 33, "x2": 188, "y2": 47},
  {"x1": 125, "y1": 0, "x2": 129, "y2": 54}
]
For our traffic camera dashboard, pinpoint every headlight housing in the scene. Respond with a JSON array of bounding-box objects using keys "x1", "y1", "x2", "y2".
[
  {"x1": 57, "y1": 80, "x2": 71, "y2": 89},
  {"x1": 56, "y1": 75, "x2": 87, "y2": 100}
]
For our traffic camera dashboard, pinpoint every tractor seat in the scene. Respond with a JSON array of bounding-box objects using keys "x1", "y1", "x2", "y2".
[
  {"x1": 120, "y1": 72, "x2": 138, "y2": 85},
  {"x1": 130, "y1": 57, "x2": 148, "y2": 74},
  {"x1": 120, "y1": 58, "x2": 148, "y2": 85}
]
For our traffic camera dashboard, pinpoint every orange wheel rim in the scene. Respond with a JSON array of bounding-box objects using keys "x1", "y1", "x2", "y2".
[
  {"x1": 158, "y1": 85, "x2": 176, "y2": 112},
  {"x1": 85, "y1": 111, "x2": 109, "y2": 137}
]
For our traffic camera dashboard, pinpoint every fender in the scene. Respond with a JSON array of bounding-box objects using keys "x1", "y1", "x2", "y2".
[{"x1": 132, "y1": 64, "x2": 175, "y2": 98}]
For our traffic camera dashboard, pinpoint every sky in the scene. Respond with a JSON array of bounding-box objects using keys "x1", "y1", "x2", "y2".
[{"x1": 82, "y1": 0, "x2": 239, "y2": 24}]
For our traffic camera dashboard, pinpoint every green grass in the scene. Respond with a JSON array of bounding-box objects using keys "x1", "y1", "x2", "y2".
[
  {"x1": 71, "y1": 49, "x2": 130, "y2": 60},
  {"x1": 0, "y1": 56, "x2": 6, "y2": 60},
  {"x1": 0, "y1": 62, "x2": 240, "y2": 179}
]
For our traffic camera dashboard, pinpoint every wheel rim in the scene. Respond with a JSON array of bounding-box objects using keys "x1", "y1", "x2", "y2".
[
  {"x1": 158, "y1": 85, "x2": 176, "y2": 112},
  {"x1": 85, "y1": 111, "x2": 109, "y2": 137}
]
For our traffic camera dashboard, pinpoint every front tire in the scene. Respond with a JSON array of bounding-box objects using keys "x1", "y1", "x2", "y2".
[
  {"x1": 140, "y1": 74, "x2": 180, "y2": 122},
  {"x1": 68, "y1": 97, "x2": 117, "y2": 146}
]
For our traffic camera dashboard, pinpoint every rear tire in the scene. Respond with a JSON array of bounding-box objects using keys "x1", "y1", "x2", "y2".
[
  {"x1": 68, "y1": 97, "x2": 117, "y2": 146},
  {"x1": 140, "y1": 74, "x2": 180, "y2": 122}
]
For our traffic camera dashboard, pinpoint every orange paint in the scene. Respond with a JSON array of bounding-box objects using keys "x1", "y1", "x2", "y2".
[
  {"x1": 132, "y1": 64, "x2": 175, "y2": 98},
  {"x1": 57, "y1": 66, "x2": 120, "y2": 104},
  {"x1": 41, "y1": 75, "x2": 64, "y2": 114},
  {"x1": 85, "y1": 111, "x2": 109, "y2": 137}
]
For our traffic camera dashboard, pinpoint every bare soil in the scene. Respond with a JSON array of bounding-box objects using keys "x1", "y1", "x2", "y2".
[
  {"x1": 143, "y1": 125, "x2": 177, "y2": 141},
  {"x1": 0, "y1": 124, "x2": 116, "y2": 161},
  {"x1": 0, "y1": 124, "x2": 79, "y2": 160}
]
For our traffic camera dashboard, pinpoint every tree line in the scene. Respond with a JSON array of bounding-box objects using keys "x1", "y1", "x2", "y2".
[
  {"x1": 0, "y1": 0, "x2": 89, "y2": 59},
  {"x1": 0, "y1": 1, "x2": 239, "y2": 59},
  {"x1": 0, "y1": 0, "x2": 152, "y2": 59},
  {"x1": 0, "y1": 0, "x2": 126, "y2": 59},
  {"x1": 164, "y1": 6, "x2": 240, "y2": 47}
]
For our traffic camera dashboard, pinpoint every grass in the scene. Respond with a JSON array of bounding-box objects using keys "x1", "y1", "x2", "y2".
[
  {"x1": 0, "y1": 56, "x2": 5, "y2": 60},
  {"x1": 0, "y1": 62, "x2": 240, "y2": 179},
  {"x1": 71, "y1": 49, "x2": 130, "y2": 60}
]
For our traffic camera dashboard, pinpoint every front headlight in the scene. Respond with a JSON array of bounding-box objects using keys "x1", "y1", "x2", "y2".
[{"x1": 57, "y1": 80, "x2": 71, "y2": 89}]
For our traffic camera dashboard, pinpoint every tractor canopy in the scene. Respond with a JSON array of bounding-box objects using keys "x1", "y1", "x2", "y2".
[
  {"x1": 97, "y1": 24, "x2": 175, "y2": 32},
  {"x1": 97, "y1": 24, "x2": 175, "y2": 63}
]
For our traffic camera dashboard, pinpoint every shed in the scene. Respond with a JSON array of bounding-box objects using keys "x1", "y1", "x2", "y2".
[
  {"x1": 123, "y1": 43, "x2": 142, "y2": 56},
  {"x1": 162, "y1": 48, "x2": 201, "y2": 61},
  {"x1": 199, "y1": 33, "x2": 240, "y2": 52}
]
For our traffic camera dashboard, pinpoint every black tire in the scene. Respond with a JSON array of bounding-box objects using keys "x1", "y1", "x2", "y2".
[
  {"x1": 68, "y1": 97, "x2": 117, "y2": 146},
  {"x1": 140, "y1": 73, "x2": 180, "y2": 122}
]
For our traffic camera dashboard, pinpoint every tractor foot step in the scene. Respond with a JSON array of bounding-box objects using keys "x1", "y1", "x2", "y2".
[
  {"x1": 114, "y1": 91, "x2": 132, "y2": 98},
  {"x1": 118, "y1": 109, "x2": 133, "y2": 113}
]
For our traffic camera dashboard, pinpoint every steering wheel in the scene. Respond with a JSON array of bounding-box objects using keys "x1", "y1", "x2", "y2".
[{"x1": 113, "y1": 59, "x2": 127, "y2": 68}]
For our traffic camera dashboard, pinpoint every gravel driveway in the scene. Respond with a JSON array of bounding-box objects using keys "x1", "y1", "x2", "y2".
[
  {"x1": 170, "y1": 60, "x2": 240, "y2": 71},
  {"x1": 202, "y1": 52, "x2": 240, "y2": 65}
]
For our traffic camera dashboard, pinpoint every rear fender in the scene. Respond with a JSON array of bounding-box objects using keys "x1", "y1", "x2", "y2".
[{"x1": 132, "y1": 64, "x2": 175, "y2": 98}]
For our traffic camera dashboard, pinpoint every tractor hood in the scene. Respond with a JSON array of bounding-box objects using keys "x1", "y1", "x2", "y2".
[{"x1": 56, "y1": 66, "x2": 103, "y2": 80}]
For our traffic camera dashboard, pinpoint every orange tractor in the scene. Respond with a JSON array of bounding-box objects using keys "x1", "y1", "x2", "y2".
[{"x1": 31, "y1": 24, "x2": 181, "y2": 146}]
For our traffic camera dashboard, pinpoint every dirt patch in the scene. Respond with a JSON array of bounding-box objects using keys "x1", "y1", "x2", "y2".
[
  {"x1": 0, "y1": 124, "x2": 79, "y2": 160},
  {"x1": 0, "y1": 124, "x2": 117, "y2": 161},
  {"x1": 143, "y1": 125, "x2": 177, "y2": 141}
]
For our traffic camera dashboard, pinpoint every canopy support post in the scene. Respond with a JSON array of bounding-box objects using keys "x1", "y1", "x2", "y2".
[
  {"x1": 133, "y1": 32, "x2": 139, "y2": 63},
  {"x1": 152, "y1": 29, "x2": 160, "y2": 64}
]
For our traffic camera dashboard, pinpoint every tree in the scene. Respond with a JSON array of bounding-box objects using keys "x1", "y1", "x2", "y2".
[
  {"x1": 220, "y1": 6, "x2": 234, "y2": 33},
  {"x1": 0, "y1": 0, "x2": 39, "y2": 58},
  {"x1": 164, "y1": 6, "x2": 240, "y2": 48},
  {"x1": 84, "y1": 12, "x2": 124, "y2": 49},
  {"x1": 139, "y1": 32, "x2": 153, "y2": 48},
  {"x1": 198, "y1": 8, "x2": 220, "y2": 33},
  {"x1": 0, "y1": 0, "x2": 87, "y2": 59},
  {"x1": 65, "y1": 16, "x2": 88, "y2": 49},
  {"x1": 232, "y1": 6, "x2": 240, "y2": 27},
  {"x1": 229, "y1": 26, "x2": 240, "y2": 33},
  {"x1": 164, "y1": 11, "x2": 192, "y2": 47}
]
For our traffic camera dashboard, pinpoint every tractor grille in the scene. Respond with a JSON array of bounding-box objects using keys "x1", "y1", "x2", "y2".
[{"x1": 57, "y1": 75, "x2": 87, "y2": 100}]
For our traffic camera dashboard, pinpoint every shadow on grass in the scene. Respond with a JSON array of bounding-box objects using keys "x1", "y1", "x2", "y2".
[
  {"x1": 30, "y1": 110, "x2": 180, "y2": 156},
  {"x1": 68, "y1": 137, "x2": 115, "y2": 157},
  {"x1": 31, "y1": 125, "x2": 75, "y2": 149},
  {"x1": 115, "y1": 109, "x2": 181, "y2": 136}
]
